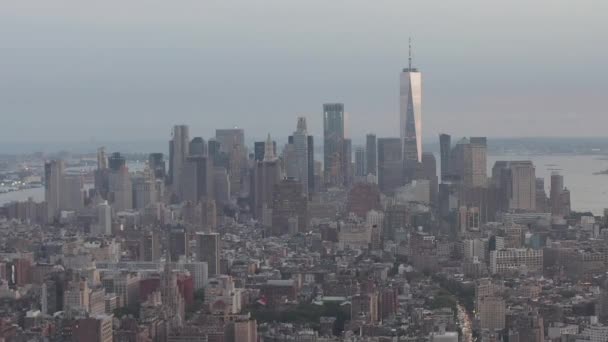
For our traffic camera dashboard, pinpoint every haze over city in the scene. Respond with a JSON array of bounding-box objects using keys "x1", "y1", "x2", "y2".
[
  {"x1": 2, "y1": 0, "x2": 608, "y2": 142},
  {"x1": 2, "y1": 2, "x2": 608, "y2": 342}
]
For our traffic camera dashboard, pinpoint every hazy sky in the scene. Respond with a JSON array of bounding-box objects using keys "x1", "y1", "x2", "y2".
[{"x1": 1, "y1": 0, "x2": 607, "y2": 143}]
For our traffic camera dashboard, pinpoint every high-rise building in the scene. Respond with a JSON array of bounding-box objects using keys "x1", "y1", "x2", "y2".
[
  {"x1": 108, "y1": 152, "x2": 126, "y2": 171},
  {"x1": 421, "y1": 152, "x2": 438, "y2": 203},
  {"x1": 93, "y1": 201, "x2": 112, "y2": 236},
  {"x1": 180, "y1": 155, "x2": 214, "y2": 203},
  {"x1": 365, "y1": 134, "x2": 377, "y2": 177},
  {"x1": 216, "y1": 128, "x2": 246, "y2": 196},
  {"x1": 169, "y1": 227, "x2": 189, "y2": 262},
  {"x1": 400, "y1": 39, "x2": 422, "y2": 163},
  {"x1": 354, "y1": 147, "x2": 366, "y2": 178},
  {"x1": 450, "y1": 137, "x2": 487, "y2": 188},
  {"x1": 439, "y1": 134, "x2": 451, "y2": 182},
  {"x1": 148, "y1": 153, "x2": 166, "y2": 180},
  {"x1": 271, "y1": 178, "x2": 308, "y2": 236},
  {"x1": 343, "y1": 138, "x2": 353, "y2": 187},
  {"x1": 292, "y1": 117, "x2": 310, "y2": 195},
  {"x1": 72, "y1": 315, "x2": 113, "y2": 342},
  {"x1": 189, "y1": 137, "x2": 206, "y2": 156},
  {"x1": 323, "y1": 103, "x2": 345, "y2": 187},
  {"x1": 196, "y1": 232, "x2": 220, "y2": 277},
  {"x1": 61, "y1": 174, "x2": 84, "y2": 211},
  {"x1": 377, "y1": 138, "x2": 403, "y2": 194},
  {"x1": 307, "y1": 135, "x2": 315, "y2": 194},
  {"x1": 550, "y1": 172, "x2": 571, "y2": 217},
  {"x1": 535, "y1": 178, "x2": 548, "y2": 212},
  {"x1": 169, "y1": 125, "x2": 190, "y2": 190},
  {"x1": 45, "y1": 160, "x2": 64, "y2": 221},
  {"x1": 107, "y1": 153, "x2": 132, "y2": 212},
  {"x1": 493, "y1": 161, "x2": 536, "y2": 211},
  {"x1": 253, "y1": 134, "x2": 281, "y2": 219},
  {"x1": 133, "y1": 168, "x2": 157, "y2": 210},
  {"x1": 227, "y1": 319, "x2": 258, "y2": 342},
  {"x1": 470, "y1": 137, "x2": 488, "y2": 187},
  {"x1": 141, "y1": 230, "x2": 161, "y2": 262}
]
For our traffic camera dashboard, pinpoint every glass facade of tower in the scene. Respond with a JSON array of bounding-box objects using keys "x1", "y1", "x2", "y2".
[
  {"x1": 400, "y1": 69, "x2": 422, "y2": 163},
  {"x1": 323, "y1": 103, "x2": 345, "y2": 187}
]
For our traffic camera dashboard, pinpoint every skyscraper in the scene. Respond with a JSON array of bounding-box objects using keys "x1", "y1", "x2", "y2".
[
  {"x1": 365, "y1": 134, "x2": 377, "y2": 177},
  {"x1": 400, "y1": 39, "x2": 422, "y2": 163},
  {"x1": 354, "y1": 147, "x2": 366, "y2": 178},
  {"x1": 189, "y1": 137, "x2": 206, "y2": 156},
  {"x1": 307, "y1": 135, "x2": 315, "y2": 194},
  {"x1": 45, "y1": 160, "x2": 64, "y2": 221},
  {"x1": 169, "y1": 125, "x2": 190, "y2": 190},
  {"x1": 180, "y1": 155, "x2": 214, "y2": 203},
  {"x1": 253, "y1": 134, "x2": 281, "y2": 219},
  {"x1": 271, "y1": 178, "x2": 308, "y2": 236},
  {"x1": 292, "y1": 117, "x2": 309, "y2": 195},
  {"x1": 107, "y1": 153, "x2": 132, "y2": 212},
  {"x1": 492, "y1": 161, "x2": 536, "y2": 211},
  {"x1": 323, "y1": 103, "x2": 345, "y2": 187},
  {"x1": 343, "y1": 138, "x2": 353, "y2": 187},
  {"x1": 196, "y1": 232, "x2": 221, "y2": 277},
  {"x1": 470, "y1": 137, "x2": 488, "y2": 187},
  {"x1": 169, "y1": 227, "x2": 189, "y2": 262},
  {"x1": 148, "y1": 153, "x2": 166, "y2": 180},
  {"x1": 216, "y1": 128, "x2": 246, "y2": 196},
  {"x1": 377, "y1": 138, "x2": 404, "y2": 194},
  {"x1": 439, "y1": 134, "x2": 451, "y2": 182}
]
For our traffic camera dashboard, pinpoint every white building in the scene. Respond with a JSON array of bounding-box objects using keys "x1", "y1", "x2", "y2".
[
  {"x1": 490, "y1": 248, "x2": 543, "y2": 275},
  {"x1": 400, "y1": 39, "x2": 422, "y2": 163}
]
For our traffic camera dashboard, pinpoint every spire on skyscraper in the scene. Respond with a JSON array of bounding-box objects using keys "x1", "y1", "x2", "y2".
[{"x1": 408, "y1": 37, "x2": 412, "y2": 70}]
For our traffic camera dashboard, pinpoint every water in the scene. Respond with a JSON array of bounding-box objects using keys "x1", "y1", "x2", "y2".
[
  {"x1": 1, "y1": 155, "x2": 607, "y2": 215},
  {"x1": 487, "y1": 154, "x2": 608, "y2": 215}
]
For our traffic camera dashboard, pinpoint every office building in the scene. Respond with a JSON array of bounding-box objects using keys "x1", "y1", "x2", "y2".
[
  {"x1": 307, "y1": 135, "x2": 315, "y2": 194},
  {"x1": 189, "y1": 137, "x2": 206, "y2": 156},
  {"x1": 400, "y1": 40, "x2": 422, "y2": 163},
  {"x1": 439, "y1": 133, "x2": 451, "y2": 182},
  {"x1": 421, "y1": 152, "x2": 438, "y2": 203},
  {"x1": 490, "y1": 248, "x2": 543, "y2": 275},
  {"x1": 365, "y1": 134, "x2": 377, "y2": 176},
  {"x1": 61, "y1": 174, "x2": 84, "y2": 211},
  {"x1": 271, "y1": 178, "x2": 308, "y2": 236},
  {"x1": 196, "y1": 232, "x2": 220, "y2": 277},
  {"x1": 45, "y1": 160, "x2": 64, "y2": 221},
  {"x1": 343, "y1": 138, "x2": 352, "y2": 186},
  {"x1": 354, "y1": 147, "x2": 366, "y2": 178},
  {"x1": 292, "y1": 117, "x2": 310, "y2": 195},
  {"x1": 169, "y1": 227, "x2": 189, "y2": 262},
  {"x1": 169, "y1": 125, "x2": 190, "y2": 189},
  {"x1": 148, "y1": 153, "x2": 166, "y2": 180},
  {"x1": 478, "y1": 296, "x2": 506, "y2": 332},
  {"x1": 492, "y1": 161, "x2": 536, "y2": 211},
  {"x1": 253, "y1": 134, "x2": 281, "y2": 219},
  {"x1": 72, "y1": 315, "x2": 113, "y2": 342},
  {"x1": 216, "y1": 128, "x2": 246, "y2": 195},
  {"x1": 180, "y1": 155, "x2": 214, "y2": 203},
  {"x1": 323, "y1": 103, "x2": 345, "y2": 187},
  {"x1": 107, "y1": 153, "x2": 133, "y2": 212},
  {"x1": 550, "y1": 172, "x2": 570, "y2": 217},
  {"x1": 93, "y1": 201, "x2": 112, "y2": 236},
  {"x1": 377, "y1": 138, "x2": 403, "y2": 194},
  {"x1": 470, "y1": 137, "x2": 487, "y2": 187}
]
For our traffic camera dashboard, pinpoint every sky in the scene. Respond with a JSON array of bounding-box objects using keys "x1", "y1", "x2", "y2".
[{"x1": 1, "y1": 0, "x2": 607, "y2": 143}]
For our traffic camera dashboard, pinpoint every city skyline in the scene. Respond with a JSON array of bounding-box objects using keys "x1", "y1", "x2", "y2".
[{"x1": 2, "y1": 1, "x2": 608, "y2": 142}]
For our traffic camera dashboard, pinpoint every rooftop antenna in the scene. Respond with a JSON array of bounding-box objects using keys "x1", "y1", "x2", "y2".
[{"x1": 408, "y1": 37, "x2": 412, "y2": 70}]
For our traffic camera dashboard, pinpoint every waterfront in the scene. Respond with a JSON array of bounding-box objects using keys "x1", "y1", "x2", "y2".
[{"x1": 1, "y1": 154, "x2": 607, "y2": 215}]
